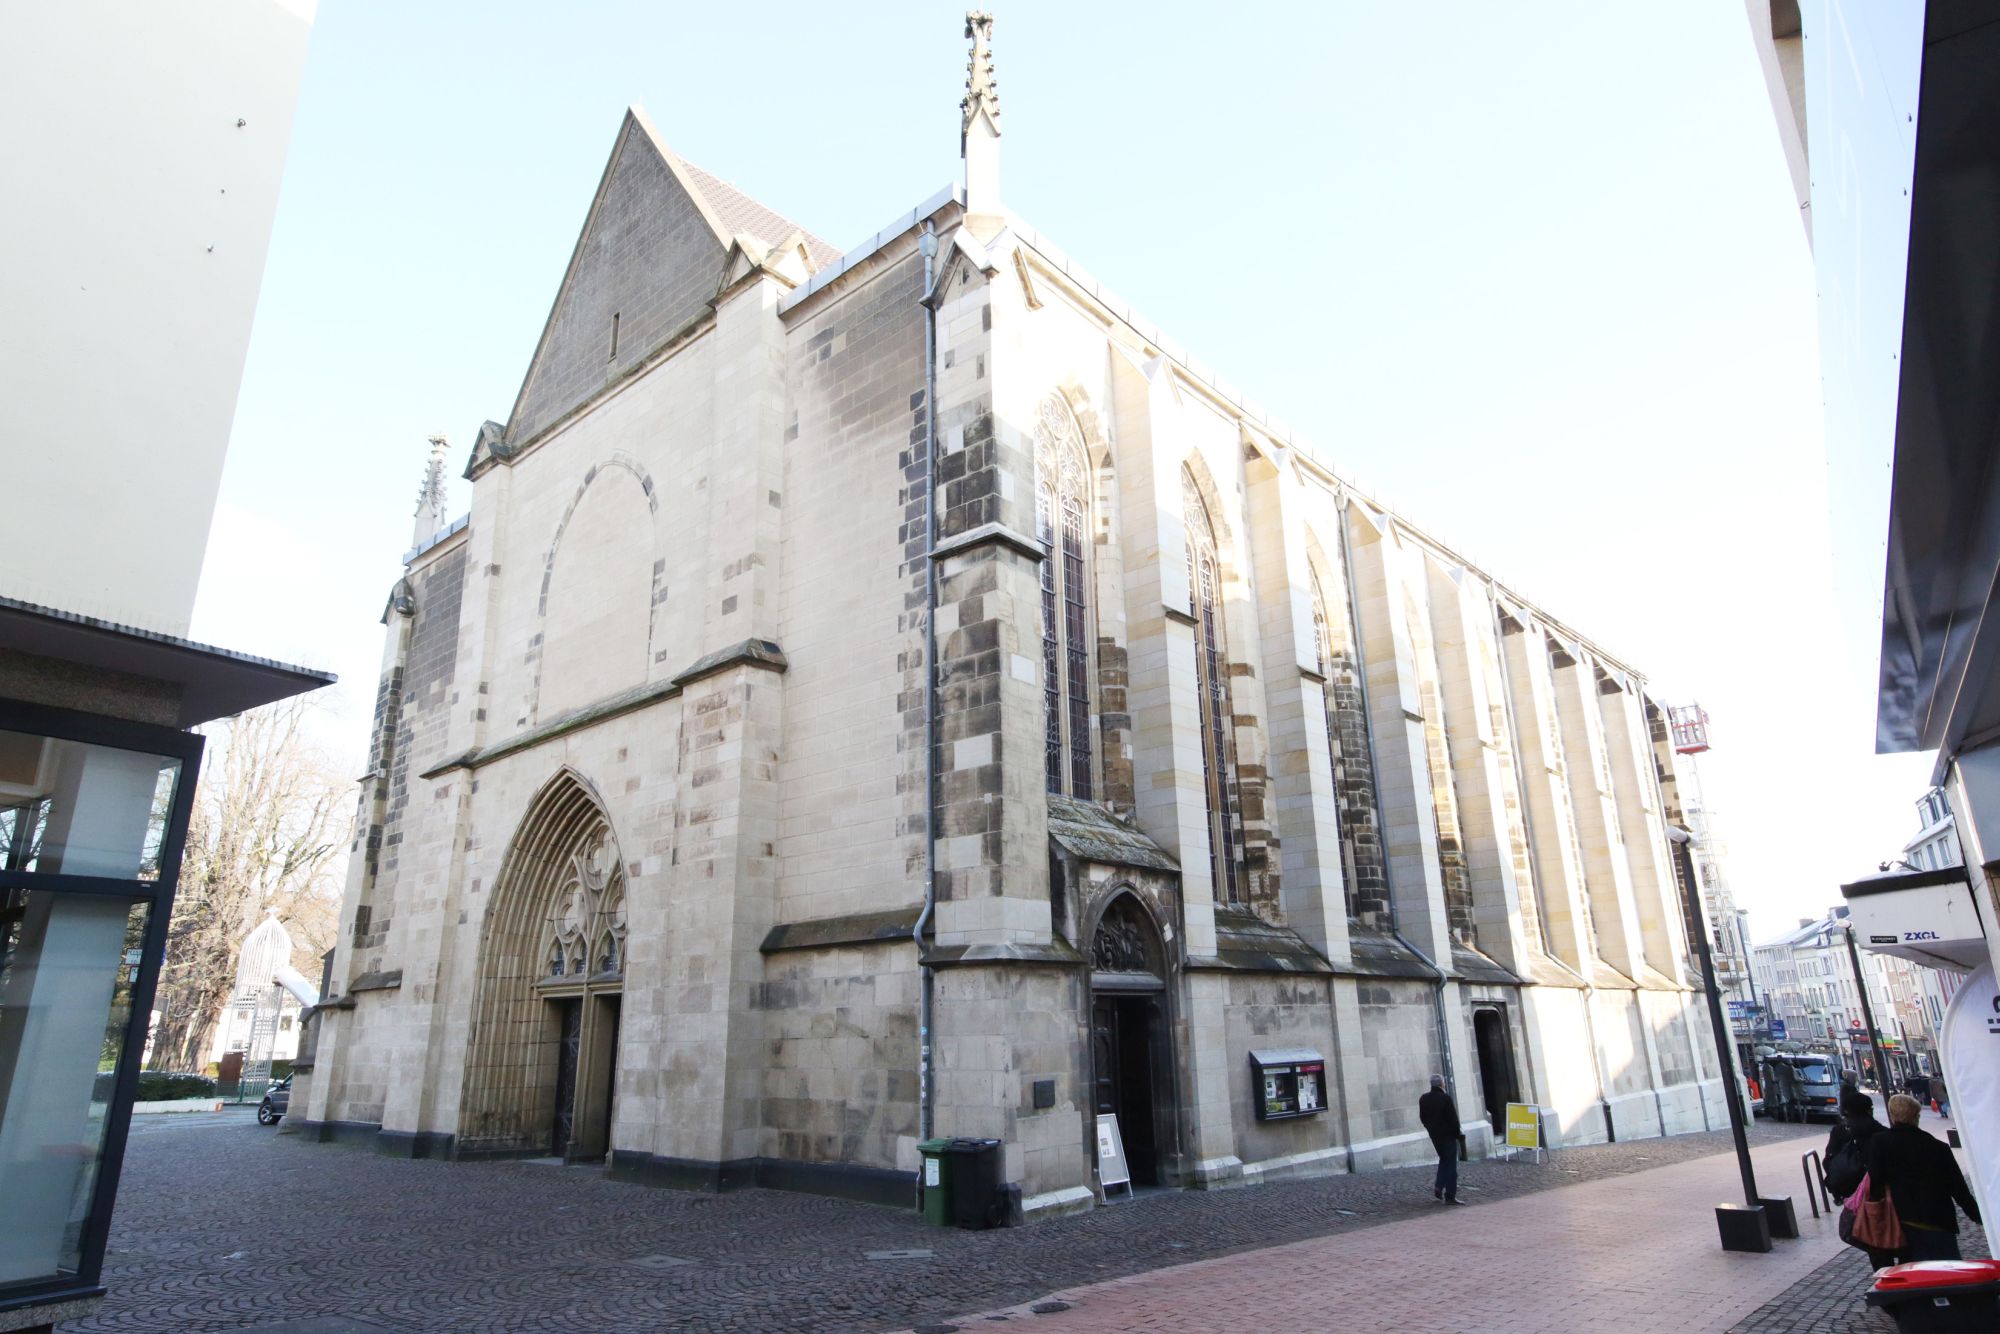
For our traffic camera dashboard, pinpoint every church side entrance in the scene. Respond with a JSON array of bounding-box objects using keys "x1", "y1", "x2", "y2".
[
  {"x1": 1087, "y1": 893, "x2": 1175, "y2": 1189},
  {"x1": 1091, "y1": 992, "x2": 1164, "y2": 1185},
  {"x1": 1472, "y1": 1005, "x2": 1519, "y2": 1134}
]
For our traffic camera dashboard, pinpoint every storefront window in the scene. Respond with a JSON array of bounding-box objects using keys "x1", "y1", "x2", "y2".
[
  {"x1": 0, "y1": 708, "x2": 198, "y2": 1307},
  {"x1": 0, "y1": 732, "x2": 181, "y2": 880},
  {"x1": 0, "y1": 893, "x2": 151, "y2": 1289}
]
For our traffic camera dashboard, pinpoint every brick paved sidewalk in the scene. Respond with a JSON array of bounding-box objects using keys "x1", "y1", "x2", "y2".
[
  {"x1": 67, "y1": 1115, "x2": 1824, "y2": 1333},
  {"x1": 929, "y1": 1137, "x2": 1860, "y2": 1334}
]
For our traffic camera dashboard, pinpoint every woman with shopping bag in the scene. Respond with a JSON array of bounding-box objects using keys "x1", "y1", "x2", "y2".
[{"x1": 1860, "y1": 1093, "x2": 1981, "y2": 1262}]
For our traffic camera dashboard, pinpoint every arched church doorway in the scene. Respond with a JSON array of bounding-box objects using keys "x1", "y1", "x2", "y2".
[
  {"x1": 461, "y1": 772, "x2": 628, "y2": 1161},
  {"x1": 1472, "y1": 1006, "x2": 1519, "y2": 1134},
  {"x1": 1088, "y1": 893, "x2": 1173, "y2": 1188}
]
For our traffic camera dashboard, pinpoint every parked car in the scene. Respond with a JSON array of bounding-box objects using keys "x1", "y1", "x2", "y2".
[{"x1": 257, "y1": 1074, "x2": 292, "y2": 1126}]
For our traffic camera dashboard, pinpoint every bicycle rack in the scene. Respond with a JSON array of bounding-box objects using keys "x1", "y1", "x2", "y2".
[{"x1": 1800, "y1": 1151, "x2": 1834, "y2": 1219}]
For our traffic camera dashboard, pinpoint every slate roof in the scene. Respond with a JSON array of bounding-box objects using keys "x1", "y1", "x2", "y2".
[
  {"x1": 1345, "y1": 929, "x2": 1441, "y2": 981},
  {"x1": 1046, "y1": 795, "x2": 1179, "y2": 872},
  {"x1": 1451, "y1": 942, "x2": 1522, "y2": 986},
  {"x1": 679, "y1": 159, "x2": 843, "y2": 270},
  {"x1": 1209, "y1": 906, "x2": 1334, "y2": 975}
]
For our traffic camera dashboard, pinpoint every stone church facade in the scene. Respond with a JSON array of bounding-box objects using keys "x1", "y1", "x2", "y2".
[{"x1": 299, "y1": 18, "x2": 1731, "y2": 1217}]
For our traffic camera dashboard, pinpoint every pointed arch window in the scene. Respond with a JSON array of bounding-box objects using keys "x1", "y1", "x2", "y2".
[
  {"x1": 1183, "y1": 471, "x2": 1242, "y2": 903},
  {"x1": 1311, "y1": 579, "x2": 1359, "y2": 918},
  {"x1": 1036, "y1": 396, "x2": 1093, "y2": 798}
]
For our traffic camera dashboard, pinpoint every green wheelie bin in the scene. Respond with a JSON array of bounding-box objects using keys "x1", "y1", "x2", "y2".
[{"x1": 918, "y1": 1137, "x2": 953, "y2": 1225}]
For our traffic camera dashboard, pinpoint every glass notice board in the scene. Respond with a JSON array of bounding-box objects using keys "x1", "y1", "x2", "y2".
[{"x1": 1250, "y1": 1049, "x2": 1327, "y2": 1121}]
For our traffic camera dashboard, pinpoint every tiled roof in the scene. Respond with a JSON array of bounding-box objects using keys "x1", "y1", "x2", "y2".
[{"x1": 679, "y1": 160, "x2": 843, "y2": 270}]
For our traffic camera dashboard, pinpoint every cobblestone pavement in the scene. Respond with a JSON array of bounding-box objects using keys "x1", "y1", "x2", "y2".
[
  {"x1": 1728, "y1": 1221, "x2": 1990, "y2": 1334},
  {"x1": 67, "y1": 1114, "x2": 1826, "y2": 1333}
]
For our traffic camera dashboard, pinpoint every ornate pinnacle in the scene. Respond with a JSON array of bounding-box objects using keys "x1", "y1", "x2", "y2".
[
  {"x1": 413, "y1": 434, "x2": 450, "y2": 546},
  {"x1": 961, "y1": 11, "x2": 999, "y2": 145},
  {"x1": 417, "y1": 435, "x2": 449, "y2": 519}
]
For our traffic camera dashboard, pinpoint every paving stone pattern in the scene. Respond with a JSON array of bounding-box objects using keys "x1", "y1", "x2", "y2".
[
  {"x1": 71, "y1": 1115, "x2": 1821, "y2": 1334},
  {"x1": 1729, "y1": 1220, "x2": 1989, "y2": 1334}
]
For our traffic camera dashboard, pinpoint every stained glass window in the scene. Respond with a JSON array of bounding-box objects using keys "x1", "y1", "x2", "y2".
[
  {"x1": 1183, "y1": 472, "x2": 1242, "y2": 903},
  {"x1": 1035, "y1": 396, "x2": 1094, "y2": 799},
  {"x1": 1312, "y1": 580, "x2": 1357, "y2": 918}
]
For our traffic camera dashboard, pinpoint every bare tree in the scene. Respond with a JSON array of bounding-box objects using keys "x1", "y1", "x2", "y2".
[{"x1": 147, "y1": 698, "x2": 351, "y2": 1071}]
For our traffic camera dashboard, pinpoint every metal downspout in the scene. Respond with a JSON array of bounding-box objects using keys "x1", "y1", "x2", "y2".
[
  {"x1": 914, "y1": 222, "x2": 940, "y2": 1149},
  {"x1": 1325, "y1": 972, "x2": 1358, "y2": 1174},
  {"x1": 1336, "y1": 497, "x2": 1455, "y2": 1092}
]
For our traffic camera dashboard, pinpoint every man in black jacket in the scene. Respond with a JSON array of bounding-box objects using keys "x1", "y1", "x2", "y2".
[
  {"x1": 1419, "y1": 1075, "x2": 1465, "y2": 1205},
  {"x1": 1867, "y1": 1093, "x2": 1982, "y2": 1261}
]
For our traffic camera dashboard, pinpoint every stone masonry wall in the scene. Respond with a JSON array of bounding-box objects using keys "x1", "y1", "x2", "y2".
[
  {"x1": 352, "y1": 541, "x2": 464, "y2": 978},
  {"x1": 508, "y1": 118, "x2": 727, "y2": 448},
  {"x1": 756, "y1": 942, "x2": 921, "y2": 1168},
  {"x1": 775, "y1": 247, "x2": 928, "y2": 929},
  {"x1": 1351, "y1": 976, "x2": 1441, "y2": 1147}
]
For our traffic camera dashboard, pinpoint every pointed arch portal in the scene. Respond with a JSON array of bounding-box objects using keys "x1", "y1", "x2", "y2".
[
  {"x1": 1088, "y1": 892, "x2": 1176, "y2": 1189},
  {"x1": 460, "y1": 772, "x2": 626, "y2": 1160}
]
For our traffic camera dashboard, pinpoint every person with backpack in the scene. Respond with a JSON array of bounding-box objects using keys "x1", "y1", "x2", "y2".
[
  {"x1": 1824, "y1": 1090, "x2": 1891, "y2": 1266},
  {"x1": 1826, "y1": 1088, "x2": 1885, "y2": 1190}
]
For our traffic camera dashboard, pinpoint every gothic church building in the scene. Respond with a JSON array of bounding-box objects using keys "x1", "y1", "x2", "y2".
[{"x1": 300, "y1": 18, "x2": 1732, "y2": 1217}]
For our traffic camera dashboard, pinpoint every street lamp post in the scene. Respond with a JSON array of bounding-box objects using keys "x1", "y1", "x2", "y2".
[
  {"x1": 1668, "y1": 826, "x2": 1789, "y2": 1252},
  {"x1": 1842, "y1": 922, "x2": 1893, "y2": 1096}
]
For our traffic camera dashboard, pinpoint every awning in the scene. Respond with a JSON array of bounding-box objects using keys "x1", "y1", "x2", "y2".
[
  {"x1": 1839, "y1": 864, "x2": 1991, "y2": 971},
  {"x1": 0, "y1": 596, "x2": 334, "y2": 728}
]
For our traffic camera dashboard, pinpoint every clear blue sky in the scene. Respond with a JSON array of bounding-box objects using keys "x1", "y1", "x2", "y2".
[{"x1": 194, "y1": 0, "x2": 1934, "y2": 938}]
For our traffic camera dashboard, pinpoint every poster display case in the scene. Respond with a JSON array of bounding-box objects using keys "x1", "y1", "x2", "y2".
[{"x1": 1249, "y1": 1048, "x2": 1327, "y2": 1122}]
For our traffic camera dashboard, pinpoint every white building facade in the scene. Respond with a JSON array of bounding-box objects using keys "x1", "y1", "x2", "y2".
[
  {"x1": 0, "y1": 0, "x2": 317, "y2": 636},
  {"x1": 0, "y1": 1, "x2": 325, "y2": 1320},
  {"x1": 1750, "y1": 906, "x2": 1950, "y2": 1084}
]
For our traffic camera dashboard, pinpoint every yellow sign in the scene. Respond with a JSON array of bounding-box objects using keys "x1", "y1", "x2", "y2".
[{"x1": 1504, "y1": 1102, "x2": 1540, "y2": 1150}]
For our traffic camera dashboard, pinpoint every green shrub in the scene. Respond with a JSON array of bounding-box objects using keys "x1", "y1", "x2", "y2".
[
  {"x1": 95, "y1": 1071, "x2": 219, "y2": 1102},
  {"x1": 145, "y1": 1072, "x2": 217, "y2": 1101}
]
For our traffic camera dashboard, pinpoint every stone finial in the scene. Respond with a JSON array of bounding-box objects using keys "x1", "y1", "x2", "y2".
[
  {"x1": 413, "y1": 433, "x2": 449, "y2": 548},
  {"x1": 960, "y1": 11, "x2": 1002, "y2": 236},
  {"x1": 961, "y1": 11, "x2": 1000, "y2": 146}
]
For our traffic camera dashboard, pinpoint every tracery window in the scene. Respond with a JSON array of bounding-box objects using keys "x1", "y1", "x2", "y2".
[
  {"x1": 1035, "y1": 396, "x2": 1093, "y2": 798},
  {"x1": 1309, "y1": 583, "x2": 1355, "y2": 915},
  {"x1": 1182, "y1": 471, "x2": 1242, "y2": 903},
  {"x1": 541, "y1": 833, "x2": 626, "y2": 984}
]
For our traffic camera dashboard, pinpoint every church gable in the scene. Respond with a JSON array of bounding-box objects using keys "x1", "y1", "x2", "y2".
[{"x1": 503, "y1": 113, "x2": 732, "y2": 449}]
